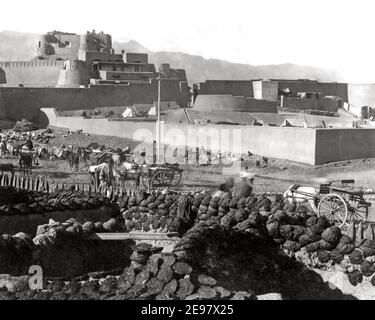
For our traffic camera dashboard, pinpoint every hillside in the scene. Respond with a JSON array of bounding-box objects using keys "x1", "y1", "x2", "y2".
[{"x1": 0, "y1": 31, "x2": 342, "y2": 84}]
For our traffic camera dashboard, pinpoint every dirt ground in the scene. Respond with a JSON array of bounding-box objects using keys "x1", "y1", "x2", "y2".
[{"x1": 2, "y1": 129, "x2": 375, "y2": 220}]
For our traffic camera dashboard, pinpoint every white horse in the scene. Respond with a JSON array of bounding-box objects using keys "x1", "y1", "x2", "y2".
[{"x1": 283, "y1": 184, "x2": 318, "y2": 212}]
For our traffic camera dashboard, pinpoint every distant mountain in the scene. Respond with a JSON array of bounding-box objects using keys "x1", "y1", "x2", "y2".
[
  {"x1": 112, "y1": 40, "x2": 150, "y2": 54},
  {"x1": 0, "y1": 31, "x2": 343, "y2": 84}
]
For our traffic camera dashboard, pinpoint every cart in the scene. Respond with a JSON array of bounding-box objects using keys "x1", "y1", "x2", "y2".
[
  {"x1": 141, "y1": 163, "x2": 183, "y2": 189},
  {"x1": 284, "y1": 179, "x2": 371, "y2": 230}
]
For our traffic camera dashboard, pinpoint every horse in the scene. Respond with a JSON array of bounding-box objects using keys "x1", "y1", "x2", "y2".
[
  {"x1": 120, "y1": 162, "x2": 142, "y2": 188},
  {"x1": 89, "y1": 163, "x2": 123, "y2": 189},
  {"x1": 283, "y1": 184, "x2": 318, "y2": 212}
]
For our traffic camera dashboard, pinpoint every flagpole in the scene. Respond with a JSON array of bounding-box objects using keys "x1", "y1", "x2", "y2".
[{"x1": 157, "y1": 75, "x2": 161, "y2": 163}]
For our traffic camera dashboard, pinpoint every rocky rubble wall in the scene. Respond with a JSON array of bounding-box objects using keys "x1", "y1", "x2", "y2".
[
  {"x1": 1, "y1": 187, "x2": 375, "y2": 299},
  {"x1": 0, "y1": 187, "x2": 120, "y2": 235}
]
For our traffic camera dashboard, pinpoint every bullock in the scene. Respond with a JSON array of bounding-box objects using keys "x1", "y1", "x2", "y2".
[
  {"x1": 0, "y1": 163, "x2": 15, "y2": 175},
  {"x1": 112, "y1": 153, "x2": 121, "y2": 166},
  {"x1": 35, "y1": 145, "x2": 49, "y2": 160}
]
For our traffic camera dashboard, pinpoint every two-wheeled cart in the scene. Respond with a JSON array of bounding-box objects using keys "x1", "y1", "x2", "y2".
[{"x1": 285, "y1": 179, "x2": 370, "y2": 230}]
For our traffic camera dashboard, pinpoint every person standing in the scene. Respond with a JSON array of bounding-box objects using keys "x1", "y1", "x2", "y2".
[
  {"x1": 232, "y1": 172, "x2": 255, "y2": 198},
  {"x1": 195, "y1": 146, "x2": 200, "y2": 166},
  {"x1": 25, "y1": 136, "x2": 33, "y2": 150}
]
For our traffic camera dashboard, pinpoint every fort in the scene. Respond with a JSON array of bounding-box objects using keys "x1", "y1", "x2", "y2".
[
  {"x1": 0, "y1": 30, "x2": 191, "y2": 125},
  {"x1": 3, "y1": 29, "x2": 375, "y2": 166}
]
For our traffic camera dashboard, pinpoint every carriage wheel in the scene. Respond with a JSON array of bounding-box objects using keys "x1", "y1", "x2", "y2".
[
  {"x1": 346, "y1": 205, "x2": 368, "y2": 227},
  {"x1": 150, "y1": 171, "x2": 170, "y2": 188},
  {"x1": 318, "y1": 194, "x2": 348, "y2": 228},
  {"x1": 170, "y1": 170, "x2": 182, "y2": 186}
]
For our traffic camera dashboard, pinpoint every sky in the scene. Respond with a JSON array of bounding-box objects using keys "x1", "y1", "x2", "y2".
[{"x1": 1, "y1": 0, "x2": 375, "y2": 82}]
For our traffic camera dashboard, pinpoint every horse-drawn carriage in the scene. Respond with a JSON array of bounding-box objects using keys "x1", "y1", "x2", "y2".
[
  {"x1": 89, "y1": 152, "x2": 183, "y2": 190},
  {"x1": 284, "y1": 179, "x2": 371, "y2": 230}
]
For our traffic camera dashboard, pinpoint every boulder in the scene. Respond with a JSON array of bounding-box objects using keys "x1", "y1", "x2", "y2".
[
  {"x1": 214, "y1": 286, "x2": 231, "y2": 299},
  {"x1": 230, "y1": 291, "x2": 255, "y2": 300},
  {"x1": 321, "y1": 226, "x2": 341, "y2": 245},
  {"x1": 157, "y1": 265, "x2": 174, "y2": 284},
  {"x1": 329, "y1": 249, "x2": 344, "y2": 264},
  {"x1": 347, "y1": 270, "x2": 363, "y2": 286},
  {"x1": 176, "y1": 278, "x2": 194, "y2": 299},
  {"x1": 162, "y1": 279, "x2": 178, "y2": 295},
  {"x1": 318, "y1": 239, "x2": 336, "y2": 251},
  {"x1": 305, "y1": 242, "x2": 320, "y2": 253},
  {"x1": 197, "y1": 275, "x2": 217, "y2": 287},
  {"x1": 349, "y1": 249, "x2": 363, "y2": 265},
  {"x1": 360, "y1": 261, "x2": 375, "y2": 277},
  {"x1": 279, "y1": 225, "x2": 294, "y2": 240},
  {"x1": 197, "y1": 286, "x2": 217, "y2": 299},
  {"x1": 317, "y1": 250, "x2": 330, "y2": 263},
  {"x1": 283, "y1": 240, "x2": 301, "y2": 252},
  {"x1": 173, "y1": 262, "x2": 193, "y2": 276}
]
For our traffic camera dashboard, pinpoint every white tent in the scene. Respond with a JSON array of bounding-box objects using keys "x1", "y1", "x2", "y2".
[{"x1": 122, "y1": 107, "x2": 134, "y2": 118}]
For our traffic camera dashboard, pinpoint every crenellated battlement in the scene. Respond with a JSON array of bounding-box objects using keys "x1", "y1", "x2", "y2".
[{"x1": 0, "y1": 61, "x2": 64, "y2": 68}]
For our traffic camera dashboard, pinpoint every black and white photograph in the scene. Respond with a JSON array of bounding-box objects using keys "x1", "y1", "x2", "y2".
[{"x1": 0, "y1": 0, "x2": 374, "y2": 306}]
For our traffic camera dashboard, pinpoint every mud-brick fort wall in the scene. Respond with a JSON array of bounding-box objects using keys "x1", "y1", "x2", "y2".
[
  {"x1": 0, "y1": 79, "x2": 190, "y2": 123},
  {"x1": 277, "y1": 80, "x2": 349, "y2": 102},
  {"x1": 315, "y1": 128, "x2": 375, "y2": 164},
  {"x1": 193, "y1": 80, "x2": 254, "y2": 101},
  {"x1": 0, "y1": 61, "x2": 64, "y2": 87}
]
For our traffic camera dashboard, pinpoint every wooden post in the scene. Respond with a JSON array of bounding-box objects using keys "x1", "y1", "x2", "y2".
[
  {"x1": 36, "y1": 177, "x2": 40, "y2": 192},
  {"x1": 356, "y1": 222, "x2": 363, "y2": 240},
  {"x1": 364, "y1": 225, "x2": 374, "y2": 241}
]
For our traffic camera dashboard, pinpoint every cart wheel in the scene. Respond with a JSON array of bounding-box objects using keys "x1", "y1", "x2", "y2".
[
  {"x1": 347, "y1": 205, "x2": 368, "y2": 226},
  {"x1": 170, "y1": 171, "x2": 182, "y2": 186},
  {"x1": 318, "y1": 194, "x2": 348, "y2": 228},
  {"x1": 151, "y1": 171, "x2": 170, "y2": 187}
]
